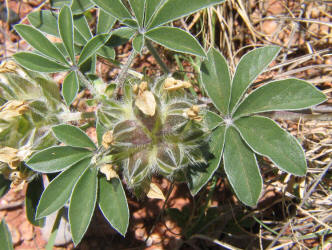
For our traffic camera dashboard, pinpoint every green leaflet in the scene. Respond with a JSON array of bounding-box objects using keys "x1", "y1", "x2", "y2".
[
  {"x1": 235, "y1": 116, "x2": 307, "y2": 176},
  {"x1": 62, "y1": 71, "x2": 79, "y2": 106},
  {"x1": 50, "y1": 0, "x2": 71, "y2": 8},
  {"x1": 97, "y1": 9, "x2": 116, "y2": 34},
  {"x1": 201, "y1": 48, "x2": 231, "y2": 115},
  {"x1": 97, "y1": 45, "x2": 116, "y2": 60},
  {"x1": 27, "y1": 146, "x2": 92, "y2": 173},
  {"x1": 229, "y1": 46, "x2": 281, "y2": 112},
  {"x1": 188, "y1": 125, "x2": 226, "y2": 195},
  {"x1": 36, "y1": 157, "x2": 91, "y2": 218},
  {"x1": 78, "y1": 34, "x2": 110, "y2": 66},
  {"x1": 52, "y1": 124, "x2": 96, "y2": 149},
  {"x1": 0, "y1": 220, "x2": 13, "y2": 250},
  {"x1": 13, "y1": 52, "x2": 70, "y2": 73},
  {"x1": 146, "y1": 27, "x2": 206, "y2": 57},
  {"x1": 50, "y1": 0, "x2": 94, "y2": 14},
  {"x1": 73, "y1": 15, "x2": 92, "y2": 41},
  {"x1": 69, "y1": 167, "x2": 98, "y2": 246},
  {"x1": 91, "y1": 0, "x2": 132, "y2": 20},
  {"x1": 133, "y1": 34, "x2": 144, "y2": 53},
  {"x1": 98, "y1": 176, "x2": 129, "y2": 236},
  {"x1": 15, "y1": 24, "x2": 68, "y2": 65},
  {"x1": 28, "y1": 10, "x2": 59, "y2": 37},
  {"x1": 71, "y1": 0, "x2": 94, "y2": 14},
  {"x1": 129, "y1": 0, "x2": 145, "y2": 27},
  {"x1": 233, "y1": 79, "x2": 328, "y2": 117},
  {"x1": 59, "y1": 6, "x2": 75, "y2": 63},
  {"x1": 144, "y1": 0, "x2": 163, "y2": 27},
  {"x1": 148, "y1": 0, "x2": 225, "y2": 28},
  {"x1": 223, "y1": 126, "x2": 262, "y2": 207},
  {"x1": 205, "y1": 111, "x2": 223, "y2": 131},
  {"x1": 25, "y1": 177, "x2": 45, "y2": 226},
  {"x1": 0, "y1": 175, "x2": 10, "y2": 198}
]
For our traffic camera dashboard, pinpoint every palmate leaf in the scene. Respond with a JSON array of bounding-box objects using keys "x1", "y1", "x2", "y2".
[
  {"x1": 13, "y1": 52, "x2": 70, "y2": 73},
  {"x1": 36, "y1": 157, "x2": 91, "y2": 218},
  {"x1": 146, "y1": 27, "x2": 206, "y2": 57},
  {"x1": 147, "y1": 0, "x2": 225, "y2": 29},
  {"x1": 62, "y1": 71, "x2": 79, "y2": 106},
  {"x1": 52, "y1": 124, "x2": 96, "y2": 149},
  {"x1": 69, "y1": 167, "x2": 98, "y2": 246},
  {"x1": 235, "y1": 116, "x2": 307, "y2": 176},
  {"x1": 99, "y1": 176, "x2": 129, "y2": 236},
  {"x1": 201, "y1": 48, "x2": 231, "y2": 115},
  {"x1": 27, "y1": 146, "x2": 92, "y2": 173},
  {"x1": 233, "y1": 79, "x2": 327, "y2": 117},
  {"x1": 91, "y1": 0, "x2": 132, "y2": 20},
  {"x1": 223, "y1": 127, "x2": 262, "y2": 207},
  {"x1": 58, "y1": 6, "x2": 75, "y2": 63},
  {"x1": 14, "y1": 24, "x2": 68, "y2": 65},
  {"x1": 229, "y1": 46, "x2": 281, "y2": 112}
]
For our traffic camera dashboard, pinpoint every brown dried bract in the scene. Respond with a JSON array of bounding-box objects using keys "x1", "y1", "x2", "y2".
[
  {"x1": 100, "y1": 164, "x2": 119, "y2": 180},
  {"x1": 134, "y1": 81, "x2": 156, "y2": 116},
  {"x1": 102, "y1": 131, "x2": 114, "y2": 149},
  {"x1": 185, "y1": 105, "x2": 202, "y2": 122},
  {"x1": 163, "y1": 77, "x2": 192, "y2": 91},
  {"x1": 0, "y1": 147, "x2": 21, "y2": 169},
  {"x1": 0, "y1": 100, "x2": 29, "y2": 120},
  {"x1": 0, "y1": 61, "x2": 17, "y2": 73}
]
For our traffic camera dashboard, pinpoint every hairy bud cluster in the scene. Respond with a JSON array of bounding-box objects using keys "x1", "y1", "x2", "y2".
[{"x1": 98, "y1": 77, "x2": 208, "y2": 195}]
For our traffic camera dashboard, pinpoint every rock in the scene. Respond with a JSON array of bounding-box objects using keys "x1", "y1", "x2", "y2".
[
  {"x1": 262, "y1": 20, "x2": 278, "y2": 35},
  {"x1": 41, "y1": 207, "x2": 72, "y2": 246},
  {"x1": 19, "y1": 220, "x2": 34, "y2": 241},
  {"x1": 265, "y1": 0, "x2": 285, "y2": 15},
  {"x1": 8, "y1": 224, "x2": 21, "y2": 245}
]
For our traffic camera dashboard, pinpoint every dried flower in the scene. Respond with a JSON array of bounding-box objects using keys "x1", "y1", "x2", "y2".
[
  {"x1": 100, "y1": 164, "x2": 119, "y2": 180},
  {"x1": 102, "y1": 131, "x2": 114, "y2": 149}
]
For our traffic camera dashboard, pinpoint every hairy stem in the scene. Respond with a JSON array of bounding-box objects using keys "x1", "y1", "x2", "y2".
[
  {"x1": 146, "y1": 39, "x2": 170, "y2": 74},
  {"x1": 57, "y1": 111, "x2": 96, "y2": 122},
  {"x1": 115, "y1": 49, "x2": 137, "y2": 86}
]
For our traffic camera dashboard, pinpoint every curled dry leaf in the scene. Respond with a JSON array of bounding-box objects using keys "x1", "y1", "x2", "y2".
[
  {"x1": 0, "y1": 100, "x2": 29, "y2": 120},
  {"x1": 163, "y1": 77, "x2": 192, "y2": 91},
  {"x1": 147, "y1": 183, "x2": 165, "y2": 200},
  {"x1": 0, "y1": 147, "x2": 21, "y2": 169},
  {"x1": 100, "y1": 164, "x2": 119, "y2": 180},
  {"x1": 0, "y1": 61, "x2": 17, "y2": 73}
]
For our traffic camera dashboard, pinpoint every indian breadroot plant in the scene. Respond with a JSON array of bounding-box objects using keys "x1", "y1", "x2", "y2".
[{"x1": 0, "y1": 0, "x2": 328, "y2": 248}]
